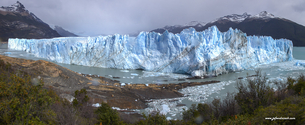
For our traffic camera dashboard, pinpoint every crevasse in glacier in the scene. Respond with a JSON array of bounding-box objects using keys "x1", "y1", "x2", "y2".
[{"x1": 8, "y1": 26, "x2": 293, "y2": 77}]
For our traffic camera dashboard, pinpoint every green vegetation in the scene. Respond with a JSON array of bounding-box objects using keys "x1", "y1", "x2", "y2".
[
  {"x1": 135, "y1": 113, "x2": 169, "y2": 125},
  {"x1": 0, "y1": 59, "x2": 57, "y2": 124},
  {"x1": 0, "y1": 58, "x2": 304, "y2": 124},
  {"x1": 181, "y1": 70, "x2": 305, "y2": 124},
  {"x1": 95, "y1": 102, "x2": 122, "y2": 125}
]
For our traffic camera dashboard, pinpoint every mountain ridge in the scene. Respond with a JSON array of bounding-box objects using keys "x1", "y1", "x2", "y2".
[
  {"x1": 151, "y1": 11, "x2": 305, "y2": 46},
  {"x1": 53, "y1": 26, "x2": 78, "y2": 37},
  {"x1": 0, "y1": 1, "x2": 60, "y2": 42}
]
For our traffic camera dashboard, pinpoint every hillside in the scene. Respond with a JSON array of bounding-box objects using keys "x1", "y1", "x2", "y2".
[{"x1": 0, "y1": 1, "x2": 60, "y2": 42}]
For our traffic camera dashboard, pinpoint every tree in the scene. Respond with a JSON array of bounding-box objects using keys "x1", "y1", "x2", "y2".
[{"x1": 95, "y1": 102, "x2": 122, "y2": 125}]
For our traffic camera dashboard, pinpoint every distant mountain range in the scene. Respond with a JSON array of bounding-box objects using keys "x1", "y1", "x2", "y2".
[
  {"x1": 151, "y1": 11, "x2": 305, "y2": 46},
  {"x1": 0, "y1": 1, "x2": 78, "y2": 42},
  {"x1": 53, "y1": 26, "x2": 78, "y2": 37},
  {"x1": 1, "y1": 2, "x2": 304, "y2": 47}
]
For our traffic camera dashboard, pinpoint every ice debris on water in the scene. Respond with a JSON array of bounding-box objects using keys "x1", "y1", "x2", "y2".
[
  {"x1": 112, "y1": 107, "x2": 128, "y2": 111},
  {"x1": 166, "y1": 117, "x2": 172, "y2": 120},
  {"x1": 92, "y1": 103, "x2": 101, "y2": 107},
  {"x1": 120, "y1": 70, "x2": 129, "y2": 72},
  {"x1": 145, "y1": 80, "x2": 234, "y2": 119},
  {"x1": 295, "y1": 61, "x2": 305, "y2": 67},
  {"x1": 8, "y1": 26, "x2": 293, "y2": 77},
  {"x1": 160, "y1": 104, "x2": 170, "y2": 115},
  {"x1": 131, "y1": 73, "x2": 139, "y2": 76}
]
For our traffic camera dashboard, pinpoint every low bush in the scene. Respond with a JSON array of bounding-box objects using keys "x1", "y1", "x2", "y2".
[
  {"x1": 135, "y1": 113, "x2": 169, "y2": 125},
  {"x1": 252, "y1": 96, "x2": 305, "y2": 124},
  {"x1": 95, "y1": 102, "x2": 123, "y2": 125},
  {"x1": 235, "y1": 70, "x2": 275, "y2": 114},
  {"x1": 0, "y1": 60, "x2": 58, "y2": 124}
]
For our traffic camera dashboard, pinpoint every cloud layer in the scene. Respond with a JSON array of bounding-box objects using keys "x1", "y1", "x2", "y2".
[{"x1": 1, "y1": 0, "x2": 304, "y2": 36}]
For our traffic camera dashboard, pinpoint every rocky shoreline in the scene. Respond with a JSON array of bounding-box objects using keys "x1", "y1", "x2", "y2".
[{"x1": 0, "y1": 54, "x2": 219, "y2": 112}]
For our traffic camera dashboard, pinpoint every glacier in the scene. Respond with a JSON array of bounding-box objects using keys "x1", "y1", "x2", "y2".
[{"x1": 8, "y1": 26, "x2": 293, "y2": 77}]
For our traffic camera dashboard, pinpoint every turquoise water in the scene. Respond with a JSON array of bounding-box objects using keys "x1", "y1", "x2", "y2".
[{"x1": 293, "y1": 47, "x2": 305, "y2": 60}]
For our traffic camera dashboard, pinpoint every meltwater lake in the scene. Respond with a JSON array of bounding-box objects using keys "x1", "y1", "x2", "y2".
[{"x1": 1, "y1": 43, "x2": 305, "y2": 119}]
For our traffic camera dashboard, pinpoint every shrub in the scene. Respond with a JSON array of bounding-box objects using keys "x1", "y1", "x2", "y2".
[
  {"x1": 292, "y1": 74, "x2": 305, "y2": 96},
  {"x1": 182, "y1": 103, "x2": 215, "y2": 124},
  {"x1": 235, "y1": 70, "x2": 275, "y2": 114},
  {"x1": 95, "y1": 102, "x2": 122, "y2": 125},
  {"x1": 219, "y1": 92, "x2": 239, "y2": 122},
  {"x1": 251, "y1": 96, "x2": 305, "y2": 124},
  {"x1": 222, "y1": 114, "x2": 252, "y2": 125},
  {"x1": 0, "y1": 59, "x2": 57, "y2": 124},
  {"x1": 53, "y1": 88, "x2": 97, "y2": 125},
  {"x1": 135, "y1": 113, "x2": 169, "y2": 125}
]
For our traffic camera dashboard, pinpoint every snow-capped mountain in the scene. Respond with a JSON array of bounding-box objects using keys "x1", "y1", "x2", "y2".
[
  {"x1": 251, "y1": 11, "x2": 275, "y2": 19},
  {"x1": 210, "y1": 11, "x2": 276, "y2": 23},
  {"x1": 210, "y1": 12, "x2": 251, "y2": 23},
  {"x1": 0, "y1": 1, "x2": 45, "y2": 24},
  {"x1": 0, "y1": 1, "x2": 26, "y2": 13},
  {"x1": 0, "y1": 1, "x2": 60, "y2": 41},
  {"x1": 151, "y1": 11, "x2": 305, "y2": 46},
  {"x1": 185, "y1": 21, "x2": 206, "y2": 27}
]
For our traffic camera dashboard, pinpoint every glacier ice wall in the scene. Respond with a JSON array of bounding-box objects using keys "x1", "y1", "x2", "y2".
[{"x1": 8, "y1": 26, "x2": 293, "y2": 77}]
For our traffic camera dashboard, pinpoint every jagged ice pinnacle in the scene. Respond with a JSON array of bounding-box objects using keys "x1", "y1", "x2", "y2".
[{"x1": 8, "y1": 26, "x2": 293, "y2": 77}]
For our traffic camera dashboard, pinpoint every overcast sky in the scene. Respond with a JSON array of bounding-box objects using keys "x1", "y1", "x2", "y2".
[{"x1": 1, "y1": 0, "x2": 305, "y2": 36}]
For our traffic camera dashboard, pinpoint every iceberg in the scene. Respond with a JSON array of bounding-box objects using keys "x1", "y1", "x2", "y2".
[
  {"x1": 295, "y1": 61, "x2": 305, "y2": 67},
  {"x1": 8, "y1": 26, "x2": 293, "y2": 77}
]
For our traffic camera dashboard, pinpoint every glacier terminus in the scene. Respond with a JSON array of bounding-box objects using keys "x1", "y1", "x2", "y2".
[{"x1": 8, "y1": 26, "x2": 293, "y2": 77}]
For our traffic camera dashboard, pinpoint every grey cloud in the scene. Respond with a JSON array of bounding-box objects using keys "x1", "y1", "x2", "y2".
[
  {"x1": 293, "y1": 1, "x2": 305, "y2": 12},
  {"x1": 0, "y1": 0, "x2": 304, "y2": 36}
]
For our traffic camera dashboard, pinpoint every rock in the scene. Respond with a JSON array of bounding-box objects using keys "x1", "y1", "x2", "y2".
[
  {"x1": 176, "y1": 103, "x2": 186, "y2": 107},
  {"x1": 178, "y1": 79, "x2": 186, "y2": 81}
]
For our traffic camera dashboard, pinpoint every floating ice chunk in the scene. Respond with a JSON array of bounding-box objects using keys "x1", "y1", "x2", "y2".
[
  {"x1": 166, "y1": 117, "x2": 172, "y2": 120},
  {"x1": 112, "y1": 107, "x2": 127, "y2": 110},
  {"x1": 160, "y1": 104, "x2": 170, "y2": 115},
  {"x1": 145, "y1": 84, "x2": 149, "y2": 86},
  {"x1": 112, "y1": 107, "x2": 120, "y2": 110},
  {"x1": 120, "y1": 70, "x2": 129, "y2": 72},
  {"x1": 295, "y1": 61, "x2": 305, "y2": 67},
  {"x1": 121, "y1": 83, "x2": 126, "y2": 86},
  {"x1": 92, "y1": 103, "x2": 101, "y2": 107},
  {"x1": 131, "y1": 73, "x2": 139, "y2": 76}
]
